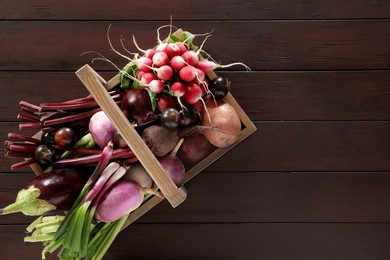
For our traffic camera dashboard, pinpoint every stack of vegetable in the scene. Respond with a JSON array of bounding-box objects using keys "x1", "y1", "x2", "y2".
[{"x1": 1, "y1": 23, "x2": 248, "y2": 259}]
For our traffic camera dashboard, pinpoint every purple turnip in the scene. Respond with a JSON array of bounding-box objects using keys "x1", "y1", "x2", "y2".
[
  {"x1": 95, "y1": 179, "x2": 159, "y2": 222},
  {"x1": 89, "y1": 111, "x2": 116, "y2": 149},
  {"x1": 158, "y1": 138, "x2": 186, "y2": 186}
]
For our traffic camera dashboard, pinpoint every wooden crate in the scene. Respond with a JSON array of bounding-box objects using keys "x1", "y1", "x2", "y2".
[
  {"x1": 75, "y1": 64, "x2": 257, "y2": 228},
  {"x1": 28, "y1": 28, "x2": 256, "y2": 229}
]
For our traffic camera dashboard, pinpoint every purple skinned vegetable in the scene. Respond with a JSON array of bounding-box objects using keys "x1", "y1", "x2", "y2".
[
  {"x1": 89, "y1": 111, "x2": 116, "y2": 149},
  {"x1": 95, "y1": 179, "x2": 160, "y2": 223},
  {"x1": 0, "y1": 168, "x2": 87, "y2": 216},
  {"x1": 158, "y1": 138, "x2": 186, "y2": 186}
]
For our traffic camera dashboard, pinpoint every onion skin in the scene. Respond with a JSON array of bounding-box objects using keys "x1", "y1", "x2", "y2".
[{"x1": 201, "y1": 99, "x2": 241, "y2": 148}]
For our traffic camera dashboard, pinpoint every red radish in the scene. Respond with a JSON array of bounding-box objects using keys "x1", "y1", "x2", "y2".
[
  {"x1": 135, "y1": 56, "x2": 152, "y2": 72},
  {"x1": 179, "y1": 66, "x2": 197, "y2": 82},
  {"x1": 181, "y1": 50, "x2": 199, "y2": 66},
  {"x1": 176, "y1": 42, "x2": 187, "y2": 54},
  {"x1": 148, "y1": 79, "x2": 164, "y2": 94},
  {"x1": 183, "y1": 83, "x2": 203, "y2": 105},
  {"x1": 144, "y1": 48, "x2": 156, "y2": 59},
  {"x1": 155, "y1": 65, "x2": 173, "y2": 81},
  {"x1": 140, "y1": 72, "x2": 157, "y2": 84},
  {"x1": 192, "y1": 68, "x2": 206, "y2": 85},
  {"x1": 165, "y1": 43, "x2": 181, "y2": 58},
  {"x1": 191, "y1": 100, "x2": 204, "y2": 114},
  {"x1": 137, "y1": 71, "x2": 145, "y2": 80},
  {"x1": 156, "y1": 43, "x2": 168, "y2": 52},
  {"x1": 171, "y1": 81, "x2": 187, "y2": 109},
  {"x1": 157, "y1": 96, "x2": 179, "y2": 112},
  {"x1": 170, "y1": 56, "x2": 186, "y2": 71},
  {"x1": 197, "y1": 59, "x2": 251, "y2": 74},
  {"x1": 170, "y1": 81, "x2": 187, "y2": 97},
  {"x1": 152, "y1": 51, "x2": 169, "y2": 67}
]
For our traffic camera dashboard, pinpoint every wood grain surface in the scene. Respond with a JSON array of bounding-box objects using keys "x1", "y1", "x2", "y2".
[{"x1": 1, "y1": 1, "x2": 390, "y2": 259}]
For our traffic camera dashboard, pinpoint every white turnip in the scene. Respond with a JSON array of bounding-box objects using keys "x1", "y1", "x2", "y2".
[{"x1": 123, "y1": 162, "x2": 153, "y2": 188}]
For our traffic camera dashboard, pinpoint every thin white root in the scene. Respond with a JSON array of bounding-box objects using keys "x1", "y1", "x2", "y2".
[
  {"x1": 156, "y1": 24, "x2": 179, "y2": 45},
  {"x1": 196, "y1": 34, "x2": 213, "y2": 55},
  {"x1": 200, "y1": 98, "x2": 212, "y2": 126},
  {"x1": 106, "y1": 24, "x2": 133, "y2": 61},
  {"x1": 81, "y1": 51, "x2": 140, "y2": 83},
  {"x1": 219, "y1": 62, "x2": 251, "y2": 71},
  {"x1": 199, "y1": 50, "x2": 219, "y2": 63},
  {"x1": 177, "y1": 97, "x2": 187, "y2": 110},
  {"x1": 132, "y1": 34, "x2": 147, "y2": 53},
  {"x1": 120, "y1": 37, "x2": 138, "y2": 57}
]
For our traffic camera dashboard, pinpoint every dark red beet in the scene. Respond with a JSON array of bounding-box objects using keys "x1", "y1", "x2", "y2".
[{"x1": 121, "y1": 88, "x2": 158, "y2": 125}]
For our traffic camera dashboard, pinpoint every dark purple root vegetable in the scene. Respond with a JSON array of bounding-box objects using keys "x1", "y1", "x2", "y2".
[
  {"x1": 177, "y1": 132, "x2": 211, "y2": 167},
  {"x1": 0, "y1": 168, "x2": 88, "y2": 216},
  {"x1": 121, "y1": 88, "x2": 158, "y2": 126},
  {"x1": 142, "y1": 124, "x2": 179, "y2": 157}
]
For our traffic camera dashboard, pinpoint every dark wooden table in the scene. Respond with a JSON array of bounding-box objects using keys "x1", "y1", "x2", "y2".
[{"x1": 1, "y1": 1, "x2": 390, "y2": 259}]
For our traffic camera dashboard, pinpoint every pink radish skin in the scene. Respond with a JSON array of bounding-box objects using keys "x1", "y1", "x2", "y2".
[
  {"x1": 170, "y1": 81, "x2": 187, "y2": 97},
  {"x1": 176, "y1": 42, "x2": 187, "y2": 55},
  {"x1": 192, "y1": 68, "x2": 206, "y2": 85},
  {"x1": 157, "y1": 96, "x2": 179, "y2": 112},
  {"x1": 144, "y1": 49, "x2": 156, "y2": 59},
  {"x1": 181, "y1": 50, "x2": 199, "y2": 66},
  {"x1": 152, "y1": 51, "x2": 169, "y2": 67},
  {"x1": 170, "y1": 56, "x2": 186, "y2": 71},
  {"x1": 137, "y1": 71, "x2": 145, "y2": 80},
  {"x1": 140, "y1": 72, "x2": 157, "y2": 84},
  {"x1": 179, "y1": 66, "x2": 197, "y2": 82},
  {"x1": 165, "y1": 43, "x2": 181, "y2": 58},
  {"x1": 156, "y1": 43, "x2": 168, "y2": 52},
  {"x1": 89, "y1": 111, "x2": 116, "y2": 149},
  {"x1": 95, "y1": 180, "x2": 144, "y2": 222},
  {"x1": 183, "y1": 83, "x2": 202, "y2": 105},
  {"x1": 136, "y1": 57, "x2": 152, "y2": 72},
  {"x1": 155, "y1": 65, "x2": 173, "y2": 81},
  {"x1": 148, "y1": 79, "x2": 164, "y2": 94}
]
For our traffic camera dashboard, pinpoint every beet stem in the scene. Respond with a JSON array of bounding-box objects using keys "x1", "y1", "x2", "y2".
[{"x1": 8, "y1": 133, "x2": 41, "y2": 144}]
